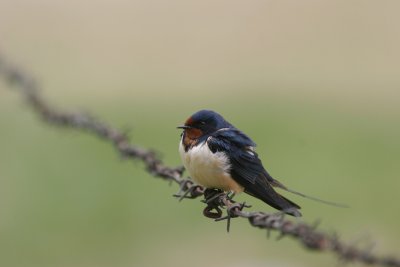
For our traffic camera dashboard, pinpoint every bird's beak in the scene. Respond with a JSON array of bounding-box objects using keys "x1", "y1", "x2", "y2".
[{"x1": 177, "y1": 125, "x2": 191, "y2": 129}]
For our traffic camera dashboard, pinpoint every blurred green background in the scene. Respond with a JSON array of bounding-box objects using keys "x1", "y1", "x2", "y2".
[{"x1": 1, "y1": 1, "x2": 400, "y2": 266}]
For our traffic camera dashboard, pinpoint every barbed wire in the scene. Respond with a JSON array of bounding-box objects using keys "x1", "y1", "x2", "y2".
[{"x1": 0, "y1": 54, "x2": 399, "y2": 267}]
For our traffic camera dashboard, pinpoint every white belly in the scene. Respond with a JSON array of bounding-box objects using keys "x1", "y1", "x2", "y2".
[{"x1": 178, "y1": 139, "x2": 244, "y2": 193}]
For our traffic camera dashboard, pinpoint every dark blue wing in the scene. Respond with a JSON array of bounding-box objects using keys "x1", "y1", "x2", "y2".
[
  {"x1": 207, "y1": 128, "x2": 263, "y2": 185},
  {"x1": 207, "y1": 128, "x2": 301, "y2": 216}
]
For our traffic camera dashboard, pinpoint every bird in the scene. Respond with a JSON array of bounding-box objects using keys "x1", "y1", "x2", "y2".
[
  {"x1": 178, "y1": 110, "x2": 347, "y2": 217},
  {"x1": 177, "y1": 109, "x2": 303, "y2": 217}
]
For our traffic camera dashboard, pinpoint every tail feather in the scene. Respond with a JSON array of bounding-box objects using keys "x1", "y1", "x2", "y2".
[
  {"x1": 244, "y1": 178, "x2": 302, "y2": 217},
  {"x1": 268, "y1": 176, "x2": 349, "y2": 208},
  {"x1": 279, "y1": 194, "x2": 301, "y2": 210}
]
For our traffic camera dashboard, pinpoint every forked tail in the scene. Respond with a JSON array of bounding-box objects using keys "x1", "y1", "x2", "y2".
[{"x1": 269, "y1": 177, "x2": 349, "y2": 208}]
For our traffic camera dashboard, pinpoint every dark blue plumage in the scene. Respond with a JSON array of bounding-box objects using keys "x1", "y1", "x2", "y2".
[{"x1": 178, "y1": 110, "x2": 301, "y2": 217}]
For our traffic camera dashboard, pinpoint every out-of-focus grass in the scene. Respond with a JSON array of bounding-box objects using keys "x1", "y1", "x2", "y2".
[
  {"x1": 1, "y1": 86, "x2": 399, "y2": 267},
  {"x1": 1, "y1": 1, "x2": 400, "y2": 267}
]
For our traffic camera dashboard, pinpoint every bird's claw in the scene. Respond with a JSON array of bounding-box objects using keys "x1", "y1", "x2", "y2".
[{"x1": 202, "y1": 188, "x2": 225, "y2": 204}]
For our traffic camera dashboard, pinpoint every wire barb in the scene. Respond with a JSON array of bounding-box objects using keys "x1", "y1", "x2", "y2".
[
  {"x1": 1, "y1": 54, "x2": 399, "y2": 267},
  {"x1": 173, "y1": 180, "x2": 204, "y2": 201}
]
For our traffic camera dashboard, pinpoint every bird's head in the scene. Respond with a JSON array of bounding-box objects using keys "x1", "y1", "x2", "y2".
[{"x1": 177, "y1": 110, "x2": 228, "y2": 140}]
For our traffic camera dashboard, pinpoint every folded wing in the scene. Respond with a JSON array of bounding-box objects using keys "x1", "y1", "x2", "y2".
[{"x1": 207, "y1": 128, "x2": 301, "y2": 217}]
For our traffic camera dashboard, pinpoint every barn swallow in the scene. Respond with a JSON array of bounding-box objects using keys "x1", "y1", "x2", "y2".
[
  {"x1": 178, "y1": 110, "x2": 346, "y2": 217},
  {"x1": 177, "y1": 110, "x2": 303, "y2": 216}
]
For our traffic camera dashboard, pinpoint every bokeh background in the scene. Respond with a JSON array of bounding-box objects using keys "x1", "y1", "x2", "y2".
[{"x1": 1, "y1": 1, "x2": 400, "y2": 266}]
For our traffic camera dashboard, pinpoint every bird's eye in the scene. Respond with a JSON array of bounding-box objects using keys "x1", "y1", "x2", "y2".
[{"x1": 200, "y1": 121, "x2": 206, "y2": 125}]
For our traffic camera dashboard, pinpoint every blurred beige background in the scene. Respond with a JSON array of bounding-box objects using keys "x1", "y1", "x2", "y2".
[{"x1": 1, "y1": 1, "x2": 400, "y2": 267}]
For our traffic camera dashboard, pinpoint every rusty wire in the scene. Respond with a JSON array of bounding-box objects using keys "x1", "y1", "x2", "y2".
[{"x1": 0, "y1": 54, "x2": 399, "y2": 267}]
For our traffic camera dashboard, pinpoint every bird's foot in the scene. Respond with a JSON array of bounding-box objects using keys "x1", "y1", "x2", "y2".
[
  {"x1": 201, "y1": 189, "x2": 252, "y2": 224},
  {"x1": 202, "y1": 188, "x2": 225, "y2": 204}
]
